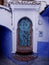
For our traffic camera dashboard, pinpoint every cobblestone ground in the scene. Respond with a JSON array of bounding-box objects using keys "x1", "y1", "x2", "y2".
[{"x1": 0, "y1": 56, "x2": 49, "y2": 65}]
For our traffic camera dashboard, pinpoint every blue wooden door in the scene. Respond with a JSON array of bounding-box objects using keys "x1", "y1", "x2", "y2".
[
  {"x1": 17, "y1": 17, "x2": 32, "y2": 53},
  {"x1": 19, "y1": 17, "x2": 32, "y2": 47}
]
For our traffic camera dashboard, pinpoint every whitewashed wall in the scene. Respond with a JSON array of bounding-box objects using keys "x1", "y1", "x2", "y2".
[
  {"x1": 38, "y1": 16, "x2": 49, "y2": 42},
  {"x1": 11, "y1": 4, "x2": 40, "y2": 53},
  {"x1": 0, "y1": 5, "x2": 12, "y2": 31},
  {"x1": 11, "y1": 4, "x2": 49, "y2": 53}
]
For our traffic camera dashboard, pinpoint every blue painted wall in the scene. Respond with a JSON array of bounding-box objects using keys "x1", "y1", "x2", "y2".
[
  {"x1": 40, "y1": 5, "x2": 49, "y2": 17},
  {"x1": 37, "y1": 42, "x2": 49, "y2": 57},
  {"x1": 0, "y1": 25, "x2": 12, "y2": 57},
  {"x1": 37, "y1": 5, "x2": 49, "y2": 57}
]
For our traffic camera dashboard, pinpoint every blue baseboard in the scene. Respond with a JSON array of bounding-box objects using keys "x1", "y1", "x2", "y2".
[{"x1": 37, "y1": 42, "x2": 49, "y2": 57}]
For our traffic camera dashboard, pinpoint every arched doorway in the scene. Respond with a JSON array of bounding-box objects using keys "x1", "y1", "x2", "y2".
[{"x1": 17, "y1": 17, "x2": 33, "y2": 54}]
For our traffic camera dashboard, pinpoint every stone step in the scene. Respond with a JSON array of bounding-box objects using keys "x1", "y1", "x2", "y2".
[{"x1": 13, "y1": 54, "x2": 37, "y2": 61}]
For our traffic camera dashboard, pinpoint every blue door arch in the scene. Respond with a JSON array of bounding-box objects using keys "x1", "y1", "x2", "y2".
[
  {"x1": 0, "y1": 25, "x2": 12, "y2": 57},
  {"x1": 17, "y1": 17, "x2": 33, "y2": 53}
]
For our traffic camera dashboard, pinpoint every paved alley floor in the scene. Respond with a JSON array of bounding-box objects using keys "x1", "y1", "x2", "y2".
[{"x1": 0, "y1": 55, "x2": 49, "y2": 65}]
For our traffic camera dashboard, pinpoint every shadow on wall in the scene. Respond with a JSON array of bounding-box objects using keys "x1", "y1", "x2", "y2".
[{"x1": 0, "y1": 25, "x2": 12, "y2": 57}]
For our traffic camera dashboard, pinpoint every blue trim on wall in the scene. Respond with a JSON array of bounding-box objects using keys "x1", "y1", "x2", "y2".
[
  {"x1": 40, "y1": 5, "x2": 49, "y2": 17},
  {"x1": 0, "y1": 25, "x2": 12, "y2": 57},
  {"x1": 37, "y1": 42, "x2": 49, "y2": 57},
  {"x1": 39, "y1": 6, "x2": 49, "y2": 57}
]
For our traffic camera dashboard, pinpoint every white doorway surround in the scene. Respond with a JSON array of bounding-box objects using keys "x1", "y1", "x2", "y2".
[
  {"x1": 11, "y1": 2, "x2": 41, "y2": 53},
  {"x1": 0, "y1": 1, "x2": 47, "y2": 54},
  {"x1": 10, "y1": 1, "x2": 47, "y2": 53}
]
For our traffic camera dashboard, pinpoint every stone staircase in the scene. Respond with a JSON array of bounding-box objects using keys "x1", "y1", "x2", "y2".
[{"x1": 13, "y1": 53, "x2": 37, "y2": 61}]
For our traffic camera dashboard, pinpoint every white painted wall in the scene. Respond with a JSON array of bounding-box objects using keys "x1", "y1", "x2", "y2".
[
  {"x1": 38, "y1": 16, "x2": 49, "y2": 42},
  {"x1": 11, "y1": 4, "x2": 40, "y2": 53},
  {"x1": 0, "y1": 5, "x2": 12, "y2": 31},
  {"x1": 37, "y1": 0, "x2": 49, "y2": 5},
  {"x1": 11, "y1": 4, "x2": 49, "y2": 53}
]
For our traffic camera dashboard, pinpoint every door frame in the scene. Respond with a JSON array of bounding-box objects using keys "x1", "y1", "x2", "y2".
[{"x1": 16, "y1": 17, "x2": 33, "y2": 54}]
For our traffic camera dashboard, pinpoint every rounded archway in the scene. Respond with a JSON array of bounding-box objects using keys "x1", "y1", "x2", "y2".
[
  {"x1": 17, "y1": 17, "x2": 33, "y2": 54},
  {"x1": 0, "y1": 25, "x2": 12, "y2": 57}
]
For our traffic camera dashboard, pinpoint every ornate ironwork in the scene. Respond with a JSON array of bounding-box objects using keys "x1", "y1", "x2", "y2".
[{"x1": 9, "y1": 0, "x2": 41, "y2": 5}]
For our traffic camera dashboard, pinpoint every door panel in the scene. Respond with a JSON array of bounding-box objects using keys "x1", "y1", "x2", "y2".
[
  {"x1": 17, "y1": 17, "x2": 33, "y2": 53},
  {"x1": 19, "y1": 19, "x2": 31, "y2": 46}
]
